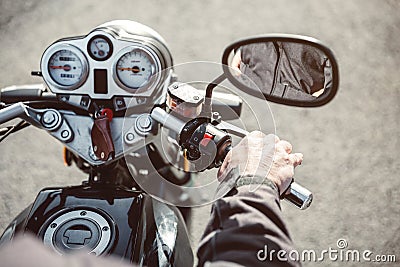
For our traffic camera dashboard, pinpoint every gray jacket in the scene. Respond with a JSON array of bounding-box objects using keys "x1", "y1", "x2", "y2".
[
  {"x1": 240, "y1": 42, "x2": 331, "y2": 101},
  {"x1": 197, "y1": 176, "x2": 301, "y2": 267}
]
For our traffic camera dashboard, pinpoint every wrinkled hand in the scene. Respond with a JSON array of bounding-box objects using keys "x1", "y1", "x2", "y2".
[{"x1": 218, "y1": 131, "x2": 303, "y2": 194}]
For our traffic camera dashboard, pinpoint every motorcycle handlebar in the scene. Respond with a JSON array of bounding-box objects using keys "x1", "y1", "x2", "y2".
[
  {"x1": 151, "y1": 107, "x2": 187, "y2": 134},
  {"x1": 0, "y1": 103, "x2": 26, "y2": 125},
  {"x1": 0, "y1": 84, "x2": 56, "y2": 104},
  {"x1": 151, "y1": 107, "x2": 313, "y2": 210}
]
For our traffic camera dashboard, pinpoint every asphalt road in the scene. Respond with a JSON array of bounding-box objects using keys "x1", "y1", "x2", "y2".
[{"x1": 0, "y1": 1, "x2": 399, "y2": 266}]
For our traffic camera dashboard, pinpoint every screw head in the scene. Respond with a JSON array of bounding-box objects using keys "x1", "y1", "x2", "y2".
[
  {"x1": 102, "y1": 226, "x2": 109, "y2": 232},
  {"x1": 43, "y1": 112, "x2": 55, "y2": 124},
  {"x1": 50, "y1": 223, "x2": 57, "y2": 228},
  {"x1": 61, "y1": 130, "x2": 70, "y2": 138},
  {"x1": 126, "y1": 133, "x2": 134, "y2": 141},
  {"x1": 80, "y1": 211, "x2": 87, "y2": 216}
]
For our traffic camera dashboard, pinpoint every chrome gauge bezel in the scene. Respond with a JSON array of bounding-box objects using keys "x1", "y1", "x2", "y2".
[
  {"x1": 87, "y1": 34, "x2": 113, "y2": 61},
  {"x1": 113, "y1": 45, "x2": 162, "y2": 93},
  {"x1": 41, "y1": 44, "x2": 89, "y2": 91}
]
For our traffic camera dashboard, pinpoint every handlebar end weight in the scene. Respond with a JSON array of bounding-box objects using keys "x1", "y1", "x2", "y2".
[{"x1": 284, "y1": 182, "x2": 313, "y2": 210}]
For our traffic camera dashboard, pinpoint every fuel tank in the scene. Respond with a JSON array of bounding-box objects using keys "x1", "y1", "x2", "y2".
[{"x1": 0, "y1": 183, "x2": 193, "y2": 266}]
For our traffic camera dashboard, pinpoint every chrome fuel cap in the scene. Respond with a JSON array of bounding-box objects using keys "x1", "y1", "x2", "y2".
[{"x1": 42, "y1": 209, "x2": 113, "y2": 255}]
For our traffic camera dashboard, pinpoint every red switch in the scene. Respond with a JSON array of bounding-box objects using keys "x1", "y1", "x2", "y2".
[
  {"x1": 203, "y1": 132, "x2": 213, "y2": 140},
  {"x1": 200, "y1": 132, "x2": 214, "y2": 147}
]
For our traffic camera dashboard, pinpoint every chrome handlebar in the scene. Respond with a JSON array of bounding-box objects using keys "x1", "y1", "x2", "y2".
[{"x1": 151, "y1": 107, "x2": 313, "y2": 210}]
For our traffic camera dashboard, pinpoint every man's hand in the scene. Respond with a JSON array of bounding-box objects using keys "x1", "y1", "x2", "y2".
[{"x1": 218, "y1": 131, "x2": 303, "y2": 194}]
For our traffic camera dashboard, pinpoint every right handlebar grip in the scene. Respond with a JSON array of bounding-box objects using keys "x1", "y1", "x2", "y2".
[
  {"x1": 222, "y1": 145, "x2": 313, "y2": 210},
  {"x1": 284, "y1": 181, "x2": 313, "y2": 210}
]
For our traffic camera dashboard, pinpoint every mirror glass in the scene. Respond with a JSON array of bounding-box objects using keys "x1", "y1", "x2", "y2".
[{"x1": 223, "y1": 37, "x2": 339, "y2": 106}]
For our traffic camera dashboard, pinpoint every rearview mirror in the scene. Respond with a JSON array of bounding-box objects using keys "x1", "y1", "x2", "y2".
[{"x1": 222, "y1": 35, "x2": 339, "y2": 107}]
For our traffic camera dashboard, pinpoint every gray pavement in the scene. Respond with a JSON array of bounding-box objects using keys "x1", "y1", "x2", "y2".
[{"x1": 0, "y1": 1, "x2": 399, "y2": 266}]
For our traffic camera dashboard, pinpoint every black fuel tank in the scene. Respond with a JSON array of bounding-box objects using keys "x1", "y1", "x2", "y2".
[
  {"x1": 2, "y1": 183, "x2": 193, "y2": 266},
  {"x1": 26, "y1": 184, "x2": 144, "y2": 260}
]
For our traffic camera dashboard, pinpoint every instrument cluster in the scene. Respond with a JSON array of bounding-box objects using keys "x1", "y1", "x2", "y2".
[{"x1": 40, "y1": 28, "x2": 168, "y2": 111}]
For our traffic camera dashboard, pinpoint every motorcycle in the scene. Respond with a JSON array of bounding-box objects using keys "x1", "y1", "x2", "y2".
[{"x1": 0, "y1": 20, "x2": 339, "y2": 266}]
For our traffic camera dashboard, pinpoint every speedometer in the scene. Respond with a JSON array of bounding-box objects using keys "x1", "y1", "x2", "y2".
[
  {"x1": 42, "y1": 44, "x2": 88, "y2": 90},
  {"x1": 114, "y1": 47, "x2": 160, "y2": 91}
]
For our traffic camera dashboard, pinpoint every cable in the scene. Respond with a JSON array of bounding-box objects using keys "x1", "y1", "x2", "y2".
[{"x1": 0, "y1": 120, "x2": 30, "y2": 142}]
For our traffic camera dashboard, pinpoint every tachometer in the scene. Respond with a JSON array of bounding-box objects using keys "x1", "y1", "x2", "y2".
[
  {"x1": 114, "y1": 47, "x2": 160, "y2": 91},
  {"x1": 43, "y1": 44, "x2": 88, "y2": 90}
]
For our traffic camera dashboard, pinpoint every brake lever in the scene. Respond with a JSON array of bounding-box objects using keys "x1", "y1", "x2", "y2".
[{"x1": 214, "y1": 120, "x2": 248, "y2": 138}]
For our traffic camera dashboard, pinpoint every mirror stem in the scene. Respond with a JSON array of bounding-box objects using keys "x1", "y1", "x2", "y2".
[{"x1": 202, "y1": 74, "x2": 226, "y2": 117}]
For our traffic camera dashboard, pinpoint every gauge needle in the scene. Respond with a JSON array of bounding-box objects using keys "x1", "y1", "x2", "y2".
[
  {"x1": 93, "y1": 41, "x2": 107, "y2": 56},
  {"x1": 94, "y1": 42, "x2": 101, "y2": 51},
  {"x1": 50, "y1": 65, "x2": 71, "y2": 70},
  {"x1": 118, "y1": 67, "x2": 141, "y2": 73}
]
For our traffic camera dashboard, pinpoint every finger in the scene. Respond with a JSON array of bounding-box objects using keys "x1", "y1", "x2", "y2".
[
  {"x1": 266, "y1": 134, "x2": 280, "y2": 145},
  {"x1": 289, "y1": 153, "x2": 303, "y2": 167},
  {"x1": 278, "y1": 140, "x2": 292, "y2": 154},
  {"x1": 264, "y1": 133, "x2": 280, "y2": 143},
  {"x1": 248, "y1": 130, "x2": 265, "y2": 138},
  {"x1": 218, "y1": 149, "x2": 232, "y2": 178}
]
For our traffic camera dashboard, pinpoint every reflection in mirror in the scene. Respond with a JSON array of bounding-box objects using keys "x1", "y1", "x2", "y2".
[{"x1": 229, "y1": 42, "x2": 332, "y2": 101}]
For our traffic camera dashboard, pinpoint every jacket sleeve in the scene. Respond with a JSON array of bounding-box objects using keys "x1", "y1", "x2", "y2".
[{"x1": 196, "y1": 180, "x2": 301, "y2": 267}]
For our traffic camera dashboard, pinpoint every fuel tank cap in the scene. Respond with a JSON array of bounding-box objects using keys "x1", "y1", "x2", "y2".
[{"x1": 42, "y1": 209, "x2": 113, "y2": 255}]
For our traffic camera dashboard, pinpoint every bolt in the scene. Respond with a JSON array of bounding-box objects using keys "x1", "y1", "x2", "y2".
[
  {"x1": 212, "y1": 111, "x2": 221, "y2": 123},
  {"x1": 193, "y1": 95, "x2": 200, "y2": 101},
  {"x1": 50, "y1": 223, "x2": 57, "y2": 228},
  {"x1": 42, "y1": 111, "x2": 56, "y2": 125},
  {"x1": 61, "y1": 130, "x2": 70, "y2": 138},
  {"x1": 173, "y1": 84, "x2": 178, "y2": 89},
  {"x1": 126, "y1": 133, "x2": 134, "y2": 141},
  {"x1": 102, "y1": 226, "x2": 109, "y2": 232},
  {"x1": 100, "y1": 152, "x2": 105, "y2": 159},
  {"x1": 80, "y1": 211, "x2": 87, "y2": 216},
  {"x1": 138, "y1": 117, "x2": 151, "y2": 128},
  {"x1": 93, "y1": 146, "x2": 97, "y2": 152}
]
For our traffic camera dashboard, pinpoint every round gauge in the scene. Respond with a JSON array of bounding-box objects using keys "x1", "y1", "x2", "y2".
[
  {"x1": 115, "y1": 47, "x2": 160, "y2": 91},
  {"x1": 47, "y1": 48, "x2": 88, "y2": 89},
  {"x1": 88, "y1": 35, "x2": 113, "y2": 61}
]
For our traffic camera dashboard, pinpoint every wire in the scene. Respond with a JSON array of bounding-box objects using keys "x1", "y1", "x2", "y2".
[{"x1": 0, "y1": 120, "x2": 30, "y2": 143}]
